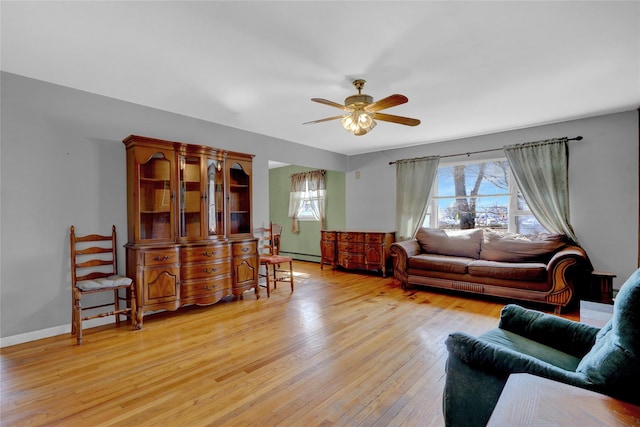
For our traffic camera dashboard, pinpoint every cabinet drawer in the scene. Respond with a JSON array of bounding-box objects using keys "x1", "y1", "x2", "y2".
[
  {"x1": 365, "y1": 233, "x2": 385, "y2": 244},
  {"x1": 181, "y1": 244, "x2": 230, "y2": 263},
  {"x1": 321, "y1": 231, "x2": 337, "y2": 241},
  {"x1": 182, "y1": 261, "x2": 231, "y2": 280},
  {"x1": 338, "y1": 242, "x2": 363, "y2": 253},
  {"x1": 181, "y1": 276, "x2": 233, "y2": 299},
  {"x1": 233, "y1": 241, "x2": 257, "y2": 256},
  {"x1": 338, "y1": 253, "x2": 364, "y2": 267},
  {"x1": 144, "y1": 248, "x2": 179, "y2": 266},
  {"x1": 338, "y1": 232, "x2": 364, "y2": 243}
]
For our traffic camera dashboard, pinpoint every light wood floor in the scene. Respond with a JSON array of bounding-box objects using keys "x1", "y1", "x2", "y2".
[{"x1": 1, "y1": 261, "x2": 578, "y2": 426}]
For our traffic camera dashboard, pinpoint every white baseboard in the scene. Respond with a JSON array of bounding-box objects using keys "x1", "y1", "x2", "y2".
[{"x1": 0, "y1": 317, "x2": 113, "y2": 348}]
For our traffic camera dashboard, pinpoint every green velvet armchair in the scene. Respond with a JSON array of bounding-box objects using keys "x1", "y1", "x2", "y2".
[{"x1": 443, "y1": 268, "x2": 640, "y2": 427}]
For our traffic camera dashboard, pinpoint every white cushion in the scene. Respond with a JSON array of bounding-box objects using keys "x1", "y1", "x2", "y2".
[
  {"x1": 104, "y1": 274, "x2": 133, "y2": 286},
  {"x1": 76, "y1": 275, "x2": 132, "y2": 290},
  {"x1": 76, "y1": 279, "x2": 103, "y2": 290}
]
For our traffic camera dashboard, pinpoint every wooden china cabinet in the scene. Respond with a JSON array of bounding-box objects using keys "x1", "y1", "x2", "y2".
[{"x1": 123, "y1": 135, "x2": 259, "y2": 327}]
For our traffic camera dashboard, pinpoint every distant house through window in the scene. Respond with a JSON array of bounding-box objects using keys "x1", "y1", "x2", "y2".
[{"x1": 423, "y1": 158, "x2": 547, "y2": 234}]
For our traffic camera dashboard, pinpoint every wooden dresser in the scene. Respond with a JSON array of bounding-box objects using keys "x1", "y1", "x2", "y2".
[{"x1": 321, "y1": 230, "x2": 395, "y2": 277}]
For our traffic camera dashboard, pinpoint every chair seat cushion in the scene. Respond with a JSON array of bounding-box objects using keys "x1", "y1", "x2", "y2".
[
  {"x1": 260, "y1": 255, "x2": 292, "y2": 264},
  {"x1": 76, "y1": 275, "x2": 132, "y2": 290}
]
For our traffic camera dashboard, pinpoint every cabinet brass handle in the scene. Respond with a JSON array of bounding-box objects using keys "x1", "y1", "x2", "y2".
[
  {"x1": 202, "y1": 268, "x2": 217, "y2": 273},
  {"x1": 241, "y1": 247, "x2": 249, "y2": 253},
  {"x1": 203, "y1": 285, "x2": 217, "y2": 291},
  {"x1": 154, "y1": 255, "x2": 170, "y2": 261},
  {"x1": 203, "y1": 251, "x2": 217, "y2": 257}
]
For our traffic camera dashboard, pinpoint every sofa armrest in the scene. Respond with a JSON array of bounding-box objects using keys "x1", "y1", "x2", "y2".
[
  {"x1": 390, "y1": 240, "x2": 420, "y2": 288},
  {"x1": 499, "y1": 304, "x2": 599, "y2": 358},
  {"x1": 390, "y1": 240, "x2": 420, "y2": 271},
  {"x1": 547, "y1": 244, "x2": 592, "y2": 273},
  {"x1": 445, "y1": 331, "x2": 589, "y2": 386}
]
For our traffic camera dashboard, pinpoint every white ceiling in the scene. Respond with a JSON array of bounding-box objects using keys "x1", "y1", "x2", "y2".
[{"x1": 2, "y1": 1, "x2": 638, "y2": 156}]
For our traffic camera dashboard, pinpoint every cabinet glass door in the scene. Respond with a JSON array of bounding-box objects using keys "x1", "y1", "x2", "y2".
[
  {"x1": 207, "y1": 158, "x2": 225, "y2": 238},
  {"x1": 178, "y1": 154, "x2": 204, "y2": 240},
  {"x1": 138, "y1": 152, "x2": 173, "y2": 241},
  {"x1": 228, "y1": 162, "x2": 251, "y2": 235}
]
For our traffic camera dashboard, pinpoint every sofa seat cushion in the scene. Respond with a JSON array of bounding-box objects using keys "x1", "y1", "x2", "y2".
[
  {"x1": 415, "y1": 227, "x2": 483, "y2": 259},
  {"x1": 408, "y1": 254, "x2": 473, "y2": 274},
  {"x1": 480, "y1": 229, "x2": 568, "y2": 262},
  {"x1": 468, "y1": 260, "x2": 547, "y2": 281},
  {"x1": 480, "y1": 328, "x2": 582, "y2": 372}
]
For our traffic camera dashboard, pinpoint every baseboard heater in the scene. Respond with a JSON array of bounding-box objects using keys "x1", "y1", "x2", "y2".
[{"x1": 280, "y1": 251, "x2": 321, "y2": 261}]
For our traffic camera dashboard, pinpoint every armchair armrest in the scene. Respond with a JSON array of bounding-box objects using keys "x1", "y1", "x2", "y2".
[
  {"x1": 499, "y1": 304, "x2": 599, "y2": 358},
  {"x1": 445, "y1": 331, "x2": 589, "y2": 386}
]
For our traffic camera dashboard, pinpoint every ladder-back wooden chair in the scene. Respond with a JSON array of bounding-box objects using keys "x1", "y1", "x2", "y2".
[
  {"x1": 70, "y1": 225, "x2": 136, "y2": 345},
  {"x1": 271, "y1": 223, "x2": 282, "y2": 255},
  {"x1": 255, "y1": 223, "x2": 293, "y2": 297}
]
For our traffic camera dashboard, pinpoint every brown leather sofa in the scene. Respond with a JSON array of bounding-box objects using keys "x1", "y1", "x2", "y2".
[{"x1": 390, "y1": 228, "x2": 592, "y2": 313}]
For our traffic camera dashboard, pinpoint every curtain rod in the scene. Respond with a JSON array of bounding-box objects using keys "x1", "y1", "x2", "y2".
[{"x1": 388, "y1": 136, "x2": 583, "y2": 165}]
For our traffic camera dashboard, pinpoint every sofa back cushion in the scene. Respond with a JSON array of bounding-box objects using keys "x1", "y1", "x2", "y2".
[
  {"x1": 480, "y1": 230, "x2": 567, "y2": 262},
  {"x1": 415, "y1": 227, "x2": 483, "y2": 259}
]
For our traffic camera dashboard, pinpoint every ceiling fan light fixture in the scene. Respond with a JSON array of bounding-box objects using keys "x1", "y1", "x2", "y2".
[
  {"x1": 305, "y1": 79, "x2": 419, "y2": 134},
  {"x1": 341, "y1": 109, "x2": 376, "y2": 136}
]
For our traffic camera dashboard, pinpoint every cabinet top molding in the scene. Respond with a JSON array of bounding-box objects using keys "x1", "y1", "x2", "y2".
[{"x1": 123, "y1": 135, "x2": 255, "y2": 159}]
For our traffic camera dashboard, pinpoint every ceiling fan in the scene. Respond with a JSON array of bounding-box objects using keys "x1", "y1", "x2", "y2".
[{"x1": 303, "y1": 79, "x2": 421, "y2": 136}]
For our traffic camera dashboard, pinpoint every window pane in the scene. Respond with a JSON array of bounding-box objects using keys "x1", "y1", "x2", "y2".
[
  {"x1": 437, "y1": 161, "x2": 509, "y2": 197},
  {"x1": 516, "y1": 215, "x2": 546, "y2": 234},
  {"x1": 475, "y1": 196, "x2": 508, "y2": 228}
]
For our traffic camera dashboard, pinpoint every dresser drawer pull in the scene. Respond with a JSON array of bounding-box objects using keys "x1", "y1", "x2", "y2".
[
  {"x1": 241, "y1": 247, "x2": 250, "y2": 253},
  {"x1": 154, "y1": 255, "x2": 170, "y2": 261},
  {"x1": 203, "y1": 285, "x2": 218, "y2": 291},
  {"x1": 203, "y1": 251, "x2": 217, "y2": 257},
  {"x1": 202, "y1": 268, "x2": 218, "y2": 273}
]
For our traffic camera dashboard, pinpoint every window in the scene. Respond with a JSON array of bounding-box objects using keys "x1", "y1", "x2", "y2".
[
  {"x1": 288, "y1": 170, "x2": 326, "y2": 232},
  {"x1": 296, "y1": 180, "x2": 321, "y2": 221},
  {"x1": 422, "y1": 158, "x2": 547, "y2": 234}
]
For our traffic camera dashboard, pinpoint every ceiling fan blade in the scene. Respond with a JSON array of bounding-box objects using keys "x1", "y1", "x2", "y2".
[
  {"x1": 365, "y1": 94, "x2": 408, "y2": 112},
  {"x1": 311, "y1": 98, "x2": 349, "y2": 111},
  {"x1": 374, "y1": 113, "x2": 421, "y2": 126},
  {"x1": 303, "y1": 115, "x2": 345, "y2": 125}
]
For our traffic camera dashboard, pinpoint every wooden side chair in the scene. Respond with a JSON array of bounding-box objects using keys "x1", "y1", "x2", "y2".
[
  {"x1": 70, "y1": 225, "x2": 136, "y2": 345},
  {"x1": 256, "y1": 223, "x2": 293, "y2": 297}
]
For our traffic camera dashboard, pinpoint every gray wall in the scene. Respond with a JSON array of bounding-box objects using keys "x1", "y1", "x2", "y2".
[
  {"x1": 2, "y1": 71, "x2": 638, "y2": 344},
  {"x1": 0, "y1": 72, "x2": 346, "y2": 342},
  {"x1": 346, "y1": 110, "x2": 639, "y2": 291}
]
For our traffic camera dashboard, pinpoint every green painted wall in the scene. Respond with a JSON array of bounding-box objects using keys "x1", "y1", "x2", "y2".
[{"x1": 268, "y1": 166, "x2": 346, "y2": 262}]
